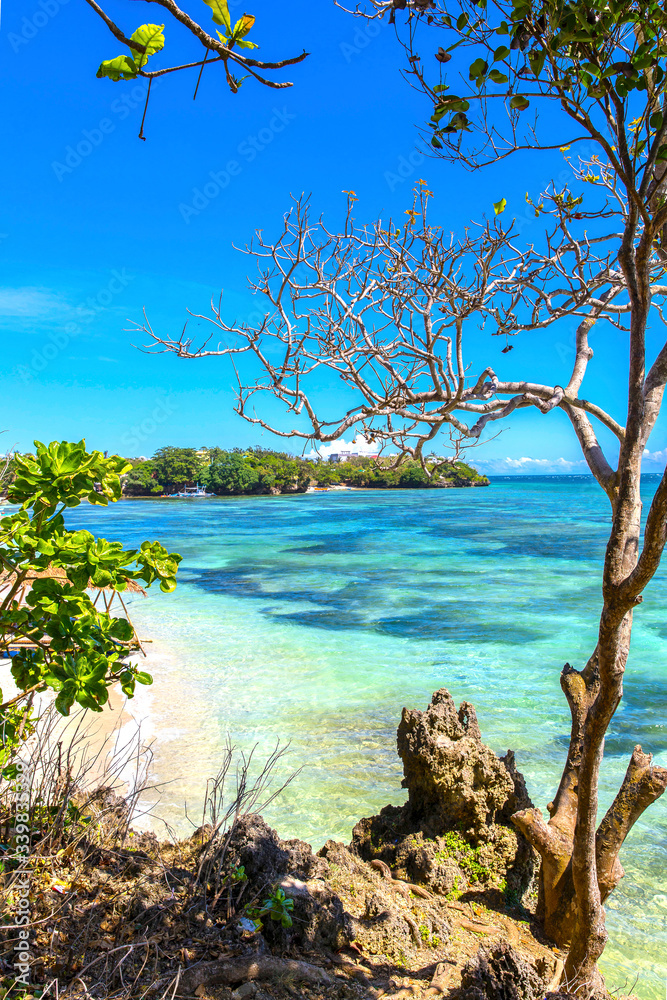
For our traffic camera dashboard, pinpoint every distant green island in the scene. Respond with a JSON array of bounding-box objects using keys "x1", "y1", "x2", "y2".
[{"x1": 121, "y1": 446, "x2": 489, "y2": 497}]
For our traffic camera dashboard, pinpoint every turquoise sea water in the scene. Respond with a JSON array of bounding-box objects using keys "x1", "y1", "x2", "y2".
[{"x1": 67, "y1": 477, "x2": 666, "y2": 997}]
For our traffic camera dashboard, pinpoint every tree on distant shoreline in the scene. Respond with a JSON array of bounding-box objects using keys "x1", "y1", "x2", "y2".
[
  {"x1": 138, "y1": 0, "x2": 667, "y2": 991},
  {"x1": 207, "y1": 451, "x2": 261, "y2": 493},
  {"x1": 120, "y1": 447, "x2": 487, "y2": 494},
  {"x1": 152, "y1": 446, "x2": 208, "y2": 490}
]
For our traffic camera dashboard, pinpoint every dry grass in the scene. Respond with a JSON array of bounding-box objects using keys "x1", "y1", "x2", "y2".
[{"x1": 0, "y1": 713, "x2": 299, "y2": 1000}]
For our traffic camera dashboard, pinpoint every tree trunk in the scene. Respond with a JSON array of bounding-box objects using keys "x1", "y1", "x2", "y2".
[
  {"x1": 512, "y1": 681, "x2": 667, "y2": 942},
  {"x1": 512, "y1": 457, "x2": 667, "y2": 993}
]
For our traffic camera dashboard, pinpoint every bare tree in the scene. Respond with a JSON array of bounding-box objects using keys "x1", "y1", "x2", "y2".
[
  {"x1": 136, "y1": 174, "x2": 667, "y2": 992},
  {"x1": 134, "y1": 0, "x2": 667, "y2": 992}
]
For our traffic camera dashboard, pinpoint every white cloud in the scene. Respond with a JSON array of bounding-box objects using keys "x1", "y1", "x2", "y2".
[
  {"x1": 307, "y1": 434, "x2": 385, "y2": 459},
  {"x1": 643, "y1": 447, "x2": 667, "y2": 468},
  {"x1": 0, "y1": 287, "x2": 69, "y2": 319},
  {"x1": 305, "y1": 441, "x2": 590, "y2": 475},
  {"x1": 473, "y1": 455, "x2": 588, "y2": 474},
  {"x1": 472, "y1": 449, "x2": 667, "y2": 474}
]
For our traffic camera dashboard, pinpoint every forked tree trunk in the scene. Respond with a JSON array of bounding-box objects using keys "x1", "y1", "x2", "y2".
[{"x1": 512, "y1": 440, "x2": 667, "y2": 993}]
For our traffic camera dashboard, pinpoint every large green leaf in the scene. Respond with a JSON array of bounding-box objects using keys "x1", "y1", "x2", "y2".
[
  {"x1": 229, "y1": 11, "x2": 258, "y2": 48},
  {"x1": 528, "y1": 49, "x2": 546, "y2": 77},
  {"x1": 232, "y1": 14, "x2": 255, "y2": 38},
  {"x1": 1, "y1": 439, "x2": 181, "y2": 734},
  {"x1": 469, "y1": 57, "x2": 488, "y2": 81},
  {"x1": 96, "y1": 55, "x2": 138, "y2": 81},
  {"x1": 97, "y1": 23, "x2": 164, "y2": 81},
  {"x1": 129, "y1": 23, "x2": 165, "y2": 69},
  {"x1": 203, "y1": 0, "x2": 231, "y2": 30}
]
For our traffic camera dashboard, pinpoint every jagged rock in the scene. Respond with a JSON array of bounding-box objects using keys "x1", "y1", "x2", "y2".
[
  {"x1": 352, "y1": 690, "x2": 536, "y2": 898},
  {"x1": 318, "y1": 839, "x2": 371, "y2": 878},
  {"x1": 226, "y1": 814, "x2": 327, "y2": 888},
  {"x1": 393, "y1": 830, "x2": 467, "y2": 895},
  {"x1": 349, "y1": 891, "x2": 419, "y2": 963},
  {"x1": 278, "y1": 875, "x2": 353, "y2": 952},
  {"x1": 317, "y1": 840, "x2": 451, "y2": 961},
  {"x1": 397, "y1": 690, "x2": 531, "y2": 837},
  {"x1": 459, "y1": 941, "x2": 548, "y2": 1000},
  {"x1": 225, "y1": 815, "x2": 350, "y2": 952}
]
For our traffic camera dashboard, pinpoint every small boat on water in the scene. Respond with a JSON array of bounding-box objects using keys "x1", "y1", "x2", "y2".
[
  {"x1": 168, "y1": 484, "x2": 214, "y2": 498},
  {"x1": 306, "y1": 485, "x2": 356, "y2": 493}
]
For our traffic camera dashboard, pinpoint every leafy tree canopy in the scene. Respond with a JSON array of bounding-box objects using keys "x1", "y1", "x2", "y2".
[{"x1": 151, "y1": 447, "x2": 208, "y2": 490}]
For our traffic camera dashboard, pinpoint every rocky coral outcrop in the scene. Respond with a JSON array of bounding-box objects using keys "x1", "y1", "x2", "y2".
[
  {"x1": 352, "y1": 689, "x2": 536, "y2": 899},
  {"x1": 4, "y1": 693, "x2": 641, "y2": 1000},
  {"x1": 459, "y1": 941, "x2": 551, "y2": 1000},
  {"x1": 223, "y1": 819, "x2": 451, "y2": 964},
  {"x1": 226, "y1": 813, "x2": 327, "y2": 886},
  {"x1": 318, "y1": 839, "x2": 451, "y2": 964},
  {"x1": 225, "y1": 814, "x2": 351, "y2": 952}
]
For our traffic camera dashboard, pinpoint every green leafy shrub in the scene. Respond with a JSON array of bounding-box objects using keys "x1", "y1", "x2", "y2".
[
  {"x1": 0, "y1": 440, "x2": 181, "y2": 770},
  {"x1": 244, "y1": 886, "x2": 295, "y2": 930},
  {"x1": 260, "y1": 886, "x2": 295, "y2": 927}
]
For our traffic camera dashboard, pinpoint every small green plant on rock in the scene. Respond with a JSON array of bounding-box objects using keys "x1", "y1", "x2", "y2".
[
  {"x1": 246, "y1": 886, "x2": 294, "y2": 930},
  {"x1": 446, "y1": 875, "x2": 463, "y2": 901},
  {"x1": 229, "y1": 864, "x2": 247, "y2": 884},
  {"x1": 261, "y1": 886, "x2": 294, "y2": 927},
  {"x1": 436, "y1": 831, "x2": 489, "y2": 881},
  {"x1": 418, "y1": 923, "x2": 441, "y2": 948}
]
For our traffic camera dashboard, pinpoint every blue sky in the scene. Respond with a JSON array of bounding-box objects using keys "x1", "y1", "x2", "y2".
[{"x1": 1, "y1": 0, "x2": 665, "y2": 474}]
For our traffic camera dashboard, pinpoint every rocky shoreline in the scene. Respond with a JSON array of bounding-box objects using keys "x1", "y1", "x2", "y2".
[{"x1": 3, "y1": 689, "x2": 639, "y2": 1000}]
